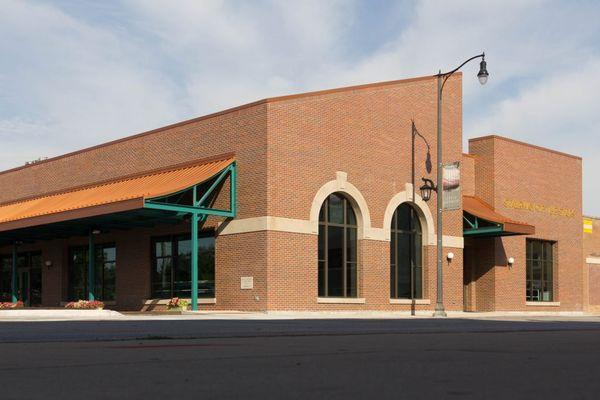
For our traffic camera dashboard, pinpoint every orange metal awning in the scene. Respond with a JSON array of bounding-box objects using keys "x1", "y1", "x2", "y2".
[
  {"x1": 463, "y1": 195, "x2": 535, "y2": 236},
  {"x1": 0, "y1": 154, "x2": 235, "y2": 232}
]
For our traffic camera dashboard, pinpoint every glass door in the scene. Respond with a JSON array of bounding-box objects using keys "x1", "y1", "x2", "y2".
[
  {"x1": 18, "y1": 269, "x2": 30, "y2": 306},
  {"x1": 17, "y1": 252, "x2": 42, "y2": 307}
]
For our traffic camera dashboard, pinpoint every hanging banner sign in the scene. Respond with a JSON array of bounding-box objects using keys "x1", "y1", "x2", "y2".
[{"x1": 443, "y1": 161, "x2": 460, "y2": 211}]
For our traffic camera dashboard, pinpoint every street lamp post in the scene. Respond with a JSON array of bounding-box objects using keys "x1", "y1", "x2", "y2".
[{"x1": 433, "y1": 53, "x2": 489, "y2": 317}]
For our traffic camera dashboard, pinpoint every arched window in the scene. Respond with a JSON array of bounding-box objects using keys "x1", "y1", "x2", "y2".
[
  {"x1": 318, "y1": 193, "x2": 358, "y2": 297},
  {"x1": 390, "y1": 203, "x2": 422, "y2": 299}
]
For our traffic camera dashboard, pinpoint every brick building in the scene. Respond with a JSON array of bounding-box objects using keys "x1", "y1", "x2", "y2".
[{"x1": 0, "y1": 73, "x2": 596, "y2": 312}]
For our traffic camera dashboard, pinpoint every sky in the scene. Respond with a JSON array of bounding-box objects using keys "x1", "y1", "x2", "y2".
[{"x1": 1, "y1": 0, "x2": 599, "y2": 214}]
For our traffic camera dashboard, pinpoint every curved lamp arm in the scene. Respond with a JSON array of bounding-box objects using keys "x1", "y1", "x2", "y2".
[{"x1": 439, "y1": 52, "x2": 486, "y2": 95}]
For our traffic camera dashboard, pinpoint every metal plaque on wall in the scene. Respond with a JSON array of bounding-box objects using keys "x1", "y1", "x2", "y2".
[{"x1": 443, "y1": 162, "x2": 460, "y2": 211}]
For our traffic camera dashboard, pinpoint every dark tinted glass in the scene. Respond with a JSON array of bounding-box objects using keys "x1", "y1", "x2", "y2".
[
  {"x1": 0, "y1": 257, "x2": 11, "y2": 302},
  {"x1": 318, "y1": 193, "x2": 358, "y2": 298},
  {"x1": 152, "y1": 233, "x2": 215, "y2": 299},
  {"x1": 174, "y1": 238, "x2": 192, "y2": 297},
  {"x1": 526, "y1": 239, "x2": 554, "y2": 302},
  {"x1": 346, "y1": 227, "x2": 357, "y2": 263},
  {"x1": 328, "y1": 193, "x2": 345, "y2": 224},
  {"x1": 69, "y1": 248, "x2": 87, "y2": 301},
  {"x1": 390, "y1": 203, "x2": 423, "y2": 299},
  {"x1": 69, "y1": 245, "x2": 115, "y2": 302},
  {"x1": 198, "y1": 236, "x2": 215, "y2": 298},
  {"x1": 346, "y1": 201, "x2": 356, "y2": 226},
  {"x1": 327, "y1": 226, "x2": 344, "y2": 297}
]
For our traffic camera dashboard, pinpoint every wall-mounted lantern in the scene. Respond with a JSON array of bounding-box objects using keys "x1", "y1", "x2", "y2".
[{"x1": 420, "y1": 178, "x2": 437, "y2": 202}]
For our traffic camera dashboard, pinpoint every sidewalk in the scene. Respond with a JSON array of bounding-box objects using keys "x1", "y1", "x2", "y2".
[{"x1": 1, "y1": 308, "x2": 596, "y2": 322}]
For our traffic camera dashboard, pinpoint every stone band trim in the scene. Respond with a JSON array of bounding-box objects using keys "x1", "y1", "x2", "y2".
[
  {"x1": 389, "y1": 298, "x2": 431, "y2": 305},
  {"x1": 586, "y1": 257, "x2": 600, "y2": 265},
  {"x1": 218, "y1": 216, "x2": 464, "y2": 248},
  {"x1": 218, "y1": 216, "x2": 314, "y2": 235},
  {"x1": 317, "y1": 297, "x2": 366, "y2": 304},
  {"x1": 526, "y1": 301, "x2": 561, "y2": 307}
]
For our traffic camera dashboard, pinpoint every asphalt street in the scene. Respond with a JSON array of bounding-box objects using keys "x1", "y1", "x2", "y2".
[{"x1": 1, "y1": 316, "x2": 599, "y2": 399}]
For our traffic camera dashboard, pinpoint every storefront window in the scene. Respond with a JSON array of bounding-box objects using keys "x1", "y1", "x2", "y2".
[
  {"x1": 318, "y1": 193, "x2": 358, "y2": 297},
  {"x1": 390, "y1": 203, "x2": 423, "y2": 299},
  {"x1": 151, "y1": 232, "x2": 215, "y2": 299},
  {"x1": 526, "y1": 239, "x2": 554, "y2": 302},
  {"x1": 68, "y1": 244, "x2": 116, "y2": 301}
]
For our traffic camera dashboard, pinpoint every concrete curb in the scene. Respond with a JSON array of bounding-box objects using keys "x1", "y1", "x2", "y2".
[{"x1": 0, "y1": 309, "x2": 125, "y2": 320}]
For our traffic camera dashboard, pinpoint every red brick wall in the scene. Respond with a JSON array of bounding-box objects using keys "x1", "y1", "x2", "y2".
[
  {"x1": 263, "y1": 74, "x2": 464, "y2": 311},
  {"x1": 469, "y1": 136, "x2": 583, "y2": 311},
  {"x1": 461, "y1": 154, "x2": 476, "y2": 197},
  {"x1": 583, "y1": 217, "x2": 600, "y2": 257},
  {"x1": 1, "y1": 74, "x2": 466, "y2": 312},
  {"x1": 0, "y1": 103, "x2": 269, "y2": 220},
  {"x1": 583, "y1": 216, "x2": 600, "y2": 310}
]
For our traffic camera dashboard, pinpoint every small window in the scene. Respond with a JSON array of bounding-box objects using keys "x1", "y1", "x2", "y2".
[
  {"x1": 151, "y1": 232, "x2": 215, "y2": 299},
  {"x1": 526, "y1": 239, "x2": 554, "y2": 302}
]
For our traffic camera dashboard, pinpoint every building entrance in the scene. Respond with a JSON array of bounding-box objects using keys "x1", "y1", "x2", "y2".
[{"x1": 17, "y1": 252, "x2": 42, "y2": 306}]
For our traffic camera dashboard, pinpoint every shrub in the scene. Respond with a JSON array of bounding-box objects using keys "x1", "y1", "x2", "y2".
[
  {"x1": 65, "y1": 300, "x2": 105, "y2": 309},
  {"x1": 0, "y1": 301, "x2": 24, "y2": 309}
]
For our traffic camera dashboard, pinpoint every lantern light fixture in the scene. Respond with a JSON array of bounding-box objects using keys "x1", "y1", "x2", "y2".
[{"x1": 419, "y1": 178, "x2": 437, "y2": 202}]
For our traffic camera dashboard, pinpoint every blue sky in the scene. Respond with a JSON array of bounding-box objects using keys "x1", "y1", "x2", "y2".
[{"x1": 1, "y1": 0, "x2": 599, "y2": 214}]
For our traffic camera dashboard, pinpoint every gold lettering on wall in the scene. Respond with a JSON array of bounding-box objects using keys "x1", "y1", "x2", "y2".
[{"x1": 503, "y1": 199, "x2": 576, "y2": 218}]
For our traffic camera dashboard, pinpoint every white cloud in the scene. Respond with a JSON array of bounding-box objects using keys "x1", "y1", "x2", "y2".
[
  {"x1": 467, "y1": 57, "x2": 600, "y2": 213},
  {"x1": 0, "y1": 0, "x2": 599, "y2": 213}
]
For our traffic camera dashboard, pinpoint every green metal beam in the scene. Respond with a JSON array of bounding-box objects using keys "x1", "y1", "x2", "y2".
[
  {"x1": 195, "y1": 207, "x2": 235, "y2": 218},
  {"x1": 463, "y1": 214, "x2": 476, "y2": 229},
  {"x1": 230, "y1": 162, "x2": 237, "y2": 217},
  {"x1": 88, "y1": 229, "x2": 95, "y2": 301},
  {"x1": 191, "y1": 212, "x2": 199, "y2": 311},
  {"x1": 144, "y1": 201, "x2": 234, "y2": 217},
  {"x1": 196, "y1": 165, "x2": 232, "y2": 207},
  {"x1": 11, "y1": 243, "x2": 18, "y2": 303},
  {"x1": 463, "y1": 225, "x2": 504, "y2": 236}
]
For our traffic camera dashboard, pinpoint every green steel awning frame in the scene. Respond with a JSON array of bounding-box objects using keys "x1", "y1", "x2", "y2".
[
  {"x1": 463, "y1": 211, "x2": 534, "y2": 237},
  {"x1": 462, "y1": 195, "x2": 535, "y2": 238},
  {"x1": 143, "y1": 161, "x2": 237, "y2": 310},
  {"x1": 463, "y1": 212, "x2": 504, "y2": 237},
  {"x1": 1, "y1": 160, "x2": 237, "y2": 311}
]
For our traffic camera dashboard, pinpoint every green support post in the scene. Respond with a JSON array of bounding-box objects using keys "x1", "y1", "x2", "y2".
[
  {"x1": 191, "y1": 212, "x2": 199, "y2": 311},
  {"x1": 11, "y1": 243, "x2": 18, "y2": 303},
  {"x1": 230, "y1": 162, "x2": 237, "y2": 216},
  {"x1": 88, "y1": 230, "x2": 95, "y2": 301}
]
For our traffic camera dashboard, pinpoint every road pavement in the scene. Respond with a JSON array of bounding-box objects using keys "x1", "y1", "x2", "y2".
[{"x1": 1, "y1": 316, "x2": 599, "y2": 399}]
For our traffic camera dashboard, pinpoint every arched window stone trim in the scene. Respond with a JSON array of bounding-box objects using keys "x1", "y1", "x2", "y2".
[
  {"x1": 309, "y1": 172, "x2": 372, "y2": 240},
  {"x1": 382, "y1": 183, "x2": 435, "y2": 244}
]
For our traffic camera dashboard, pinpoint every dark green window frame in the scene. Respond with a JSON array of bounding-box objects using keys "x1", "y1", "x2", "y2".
[
  {"x1": 526, "y1": 239, "x2": 555, "y2": 302},
  {"x1": 390, "y1": 203, "x2": 423, "y2": 299},
  {"x1": 68, "y1": 244, "x2": 116, "y2": 301},
  {"x1": 151, "y1": 231, "x2": 215, "y2": 299},
  {"x1": 0, "y1": 251, "x2": 42, "y2": 305},
  {"x1": 318, "y1": 193, "x2": 358, "y2": 298}
]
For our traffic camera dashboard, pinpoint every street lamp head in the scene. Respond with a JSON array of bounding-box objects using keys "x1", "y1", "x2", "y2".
[
  {"x1": 477, "y1": 57, "x2": 489, "y2": 85},
  {"x1": 425, "y1": 150, "x2": 432, "y2": 174}
]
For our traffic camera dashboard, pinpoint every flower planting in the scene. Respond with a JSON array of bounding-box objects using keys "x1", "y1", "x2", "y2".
[
  {"x1": 64, "y1": 300, "x2": 105, "y2": 309},
  {"x1": 0, "y1": 301, "x2": 24, "y2": 309},
  {"x1": 166, "y1": 297, "x2": 189, "y2": 310}
]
